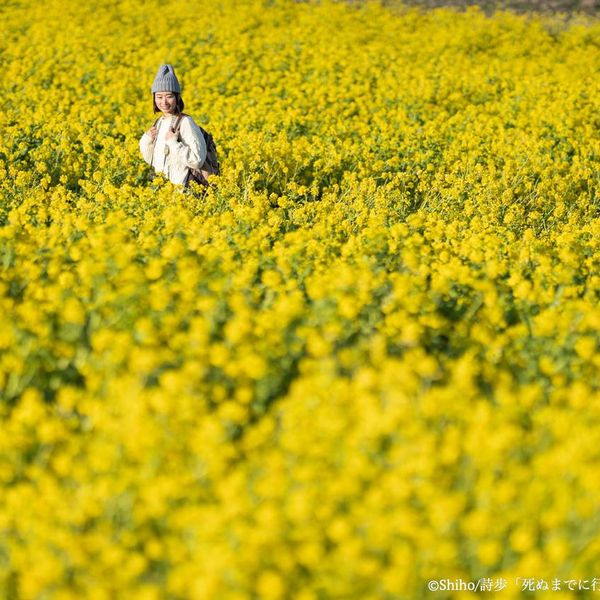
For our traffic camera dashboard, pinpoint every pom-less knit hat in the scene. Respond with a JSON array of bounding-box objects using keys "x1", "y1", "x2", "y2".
[{"x1": 151, "y1": 64, "x2": 181, "y2": 94}]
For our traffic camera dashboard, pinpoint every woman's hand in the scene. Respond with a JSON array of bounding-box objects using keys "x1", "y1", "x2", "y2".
[{"x1": 146, "y1": 126, "x2": 158, "y2": 140}]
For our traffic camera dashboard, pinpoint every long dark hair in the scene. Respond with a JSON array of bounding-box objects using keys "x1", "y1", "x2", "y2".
[{"x1": 153, "y1": 92, "x2": 185, "y2": 115}]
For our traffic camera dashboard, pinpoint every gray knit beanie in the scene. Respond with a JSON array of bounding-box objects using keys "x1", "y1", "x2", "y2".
[{"x1": 151, "y1": 64, "x2": 181, "y2": 94}]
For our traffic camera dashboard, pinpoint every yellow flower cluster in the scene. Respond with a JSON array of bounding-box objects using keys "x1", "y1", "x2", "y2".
[{"x1": 1, "y1": 0, "x2": 600, "y2": 598}]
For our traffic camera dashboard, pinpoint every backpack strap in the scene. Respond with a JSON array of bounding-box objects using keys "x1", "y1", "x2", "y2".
[
  {"x1": 172, "y1": 113, "x2": 187, "y2": 136},
  {"x1": 149, "y1": 114, "x2": 181, "y2": 169}
]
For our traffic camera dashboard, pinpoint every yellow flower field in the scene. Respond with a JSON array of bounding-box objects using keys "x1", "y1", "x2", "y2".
[{"x1": 1, "y1": 0, "x2": 599, "y2": 598}]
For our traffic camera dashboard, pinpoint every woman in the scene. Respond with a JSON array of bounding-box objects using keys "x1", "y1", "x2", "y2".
[{"x1": 139, "y1": 64, "x2": 207, "y2": 186}]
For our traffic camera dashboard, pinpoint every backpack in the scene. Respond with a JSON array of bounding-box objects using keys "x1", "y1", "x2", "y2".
[{"x1": 154, "y1": 113, "x2": 220, "y2": 187}]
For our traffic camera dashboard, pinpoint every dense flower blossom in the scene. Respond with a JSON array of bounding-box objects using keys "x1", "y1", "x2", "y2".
[{"x1": 0, "y1": 0, "x2": 599, "y2": 598}]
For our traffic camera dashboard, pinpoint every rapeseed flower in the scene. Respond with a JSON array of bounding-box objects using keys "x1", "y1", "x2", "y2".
[{"x1": 1, "y1": 0, "x2": 600, "y2": 598}]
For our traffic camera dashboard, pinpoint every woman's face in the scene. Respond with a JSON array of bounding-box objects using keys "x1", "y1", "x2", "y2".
[{"x1": 155, "y1": 92, "x2": 177, "y2": 114}]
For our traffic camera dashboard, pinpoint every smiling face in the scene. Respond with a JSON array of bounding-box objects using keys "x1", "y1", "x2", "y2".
[{"x1": 154, "y1": 92, "x2": 177, "y2": 115}]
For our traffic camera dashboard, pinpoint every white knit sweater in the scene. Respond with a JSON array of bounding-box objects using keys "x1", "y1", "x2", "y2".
[{"x1": 139, "y1": 114, "x2": 208, "y2": 185}]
